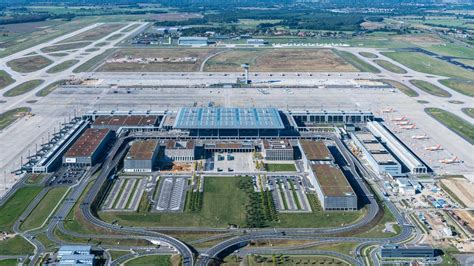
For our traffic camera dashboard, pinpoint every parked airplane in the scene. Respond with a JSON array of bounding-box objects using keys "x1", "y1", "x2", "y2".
[
  {"x1": 412, "y1": 135, "x2": 429, "y2": 140},
  {"x1": 395, "y1": 121, "x2": 411, "y2": 125},
  {"x1": 400, "y1": 124, "x2": 416, "y2": 130},
  {"x1": 425, "y1": 144, "x2": 442, "y2": 151},
  {"x1": 391, "y1": 116, "x2": 406, "y2": 121},
  {"x1": 440, "y1": 156, "x2": 460, "y2": 164},
  {"x1": 382, "y1": 108, "x2": 394, "y2": 113}
]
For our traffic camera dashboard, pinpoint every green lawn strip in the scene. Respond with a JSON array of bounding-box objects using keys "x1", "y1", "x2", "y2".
[
  {"x1": 20, "y1": 187, "x2": 68, "y2": 231},
  {"x1": 125, "y1": 179, "x2": 139, "y2": 209},
  {"x1": 439, "y1": 79, "x2": 474, "y2": 97},
  {"x1": 3, "y1": 80, "x2": 44, "y2": 97},
  {"x1": 247, "y1": 254, "x2": 349, "y2": 265},
  {"x1": 0, "y1": 107, "x2": 31, "y2": 130},
  {"x1": 106, "y1": 34, "x2": 124, "y2": 41},
  {"x1": 25, "y1": 173, "x2": 47, "y2": 185},
  {"x1": 0, "y1": 236, "x2": 34, "y2": 255},
  {"x1": 35, "y1": 233, "x2": 58, "y2": 252},
  {"x1": 108, "y1": 250, "x2": 131, "y2": 261},
  {"x1": 424, "y1": 43, "x2": 474, "y2": 59},
  {"x1": 124, "y1": 255, "x2": 171, "y2": 266},
  {"x1": 73, "y1": 48, "x2": 115, "y2": 73},
  {"x1": 288, "y1": 181, "x2": 301, "y2": 210},
  {"x1": 425, "y1": 107, "x2": 474, "y2": 144},
  {"x1": 46, "y1": 60, "x2": 80, "y2": 74},
  {"x1": 278, "y1": 181, "x2": 289, "y2": 210},
  {"x1": 380, "y1": 79, "x2": 418, "y2": 97},
  {"x1": 409, "y1": 80, "x2": 451, "y2": 97},
  {"x1": 462, "y1": 108, "x2": 474, "y2": 118},
  {"x1": 0, "y1": 70, "x2": 15, "y2": 90},
  {"x1": 352, "y1": 204, "x2": 398, "y2": 238},
  {"x1": 0, "y1": 186, "x2": 43, "y2": 232},
  {"x1": 373, "y1": 59, "x2": 407, "y2": 74},
  {"x1": 358, "y1": 52, "x2": 378, "y2": 58},
  {"x1": 0, "y1": 259, "x2": 19, "y2": 266},
  {"x1": 333, "y1": 50, "x2": 380, "y2": 73},
  {"x1": 40, "y1": 42, "x2": 91, "y2": 53},
  {"x1": 308, "y1": 242, "x2": 357, "y2": 256},
  {"x1": 36, "y1": 80, "x2": 67, "y2": 97},
  {"x1": 265, "y1": 163, "x2": 296, "y2": 172},
  {"x1": 6, "y1": 56, "x2": 53, "y2": 73},
  {"x1": 382, "y1": 51, "x2": 474, "y2": 79}
]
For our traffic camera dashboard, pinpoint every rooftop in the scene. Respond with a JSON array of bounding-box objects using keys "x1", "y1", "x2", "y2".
[
  {"x1": 263, "y1": 139, "x2": 292, "y2": 150},
  {"x1": 354, "y1": 132, "x2": 378, "y2": 143},
  {"x1": 165, "y1": 140, "x2": 195, "y2": 150},
  {"x1": 93, "y1": 115, "x2": 158, "y2": 127},
  {"x1": 300, "y1": 140, "x2": 332, "y2": 161},
  {"x1": 174, "y1": 107, "x2": 285, "y2": 130},
  {"x1": 312, "y1": 164, "x2": 355, "y2": 197},
  {"x1": 126, "y1": 140, "x2": 159, "y2": 161},
  {"x1": 64, "y1": 129, "x2": 110, "y2": 158}
]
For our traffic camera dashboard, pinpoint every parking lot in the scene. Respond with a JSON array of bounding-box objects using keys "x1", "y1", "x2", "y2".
[
  {"x1": 48, "y1": 167, "x2": 86, "y2": 186},
  {"x1": 154, "y1": 176, "x2": 188, "y2": 212},
  {"x1": 255, "y1": 175, "x2": 312, "y2": 213},
  {"x1": 102, "y1": 176, "x2": 146, "y2": 211}
]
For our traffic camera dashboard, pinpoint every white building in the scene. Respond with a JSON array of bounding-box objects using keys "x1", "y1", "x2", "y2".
[
  {"x1": 163, "y1": 140, "x2": 195, "y2": 162},
  {"x1": 262, "y1": 139, "x2": 294, "y2": 161}
]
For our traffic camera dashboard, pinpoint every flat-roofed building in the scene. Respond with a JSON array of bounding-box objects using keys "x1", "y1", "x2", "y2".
[
  {"x1": 351, "y1": 132, "x2": 402, "y2": 176},
  {"x1": 299, "y1": 140, "x2": 333, "y2": 170},
  {"x1": 58, "y1": 245, "x2": 94, "y2": 266},
  {"x1": 124, "y1": 140, "x2": 160, "y2": 172},
  {"x1": 163, "y1": 140, "x2": 195, "y2": 162},
  {"x1": 367, "y1": 121, "x2": 427, "y2": 175},
  {"x1": 262, "y1": 139, "x2": 294, "y2": 161},
  {"x1": 381, "y1": 244, "x2": 436, "y2": 258},
  {"x1": 178, "y1": 37, "x2": 208, "y2": 46},
  {"x1": 92, "y1": 115, "x2": 159, "y2": 131},
  {"x1": 204, "y1": 141, "x2": 256, "y2": 152},
  {"x1": 310, "y1": 164, "x2": 357, "y2": 211},
  {"x1": 63, "y1": 128, "x2": 112, "y2": 166}
]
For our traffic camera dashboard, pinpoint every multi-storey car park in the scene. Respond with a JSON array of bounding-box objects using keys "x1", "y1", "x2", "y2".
[
  {"x1": 124, "y1": 139, "x2": 160, "y2": 173},
  {"x1": 62, "y1": 128, "x2": 113, "y2": 167}
]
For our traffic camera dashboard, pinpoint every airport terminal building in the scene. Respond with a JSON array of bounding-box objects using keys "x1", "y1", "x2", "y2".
[{"x1": 124, "y1": 140, "x2": 160, "y2": 172}]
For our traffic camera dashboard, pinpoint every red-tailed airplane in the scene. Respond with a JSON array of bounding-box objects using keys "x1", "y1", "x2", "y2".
[
  {"x1": 412, "y1": 135, "x2": 429, "y2": 140},
  {"x1": 400, "y1": 124, "x2": 416, "y2": 130},
  {"x1": 440, "y1": 156, "x2": 459, "y2": 164},
  {"x1": 391, "y1": 116, "x2": 406, "y2": 121},
  {"x1": 382, "y1": 108, "x2": 394, "y2": 113},
  {"x1": 395, "y1": 120, "x2": 411, "y2": 125},
  {"x1": 425, "y1": 144, "x2": 442, "y2": 151}
]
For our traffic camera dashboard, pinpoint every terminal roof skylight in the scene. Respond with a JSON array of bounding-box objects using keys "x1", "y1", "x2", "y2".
[{"x1": 174, "y1": 107, "x2": 284, "y2": 129}]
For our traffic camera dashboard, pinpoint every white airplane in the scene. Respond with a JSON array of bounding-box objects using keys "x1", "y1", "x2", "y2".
[
  {"x1": 395, "y1": 120, "x2": 411, "y2": 125},
  {"x1": 382, "y1": 108, "x2": 394, "y2": 113},
  {"x1": 391, "y1": 116, "x2": 407, "y2": 121},
  {"x1": 400, "y1": 124, "x2": 416, "y2": 130},
  {"x1": 440, "y1": 156, "x2": 460, "y2": 164},
  {"x1": 425, "y1": 144, "x2": 442, "y2": 151},
  {"x1": 412, "y1": 135, "x2": 429, "y2": 140}
]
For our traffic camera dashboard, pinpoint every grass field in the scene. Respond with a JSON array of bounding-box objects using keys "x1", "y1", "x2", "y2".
[
  {"x1": 0, "y1": 186, "x2": 43, "y2": 232},
  {"x1": 204, "y1": 48, "x2": 358, "y2": 72},
  {"x1": 20, "y1": 187, "x2": 68, "y2": 231},
  {"x1": 40, "y1": 41, "x2": 91, "y2": 53},
  {"x1": 455, "y1": 58, "x2": 474, "y2": 67},
  {"x1": 6, "y1": 55, "x2": 53, "y2": 73},
  {"x1": 264, "y1": 163, "x2": 296, "y2": 172},
  {"x1": 98, "y1": 48, "x2": 218, "y2": 72},
  {"x1": 358, "y1": 52, "x2": 378, "y2": 58},
  {"x1": 333, "y1": 50, "x2": 380, "y2": 73},
  {"x1": 425, "y1": 107, "x2": 474, "y2": 144},
  {"x1": 244, "y1": 255, "x2": 349, "y2": 266},
  {"x1": 106, "y1": 33, "x2": 124, "y2": 41},
  {"x1": 382, "y1": 51, "x2": 474, "y2": 80},
  {"x1": 124, "y1": 255, "x2": 172, "y2": 266},
  {"x1": 3, "y1": 79, "x2": 44, "y2": 97},
  {"x1": 100, "y1": 176, "x2": 248, "y2": 227},
  {"x1": 36, "y1": 80, "x2": 67, "y2": 97},
  {"x1": 0, "y1": 236, "x2": 34, "y2": 255},
  {"x1": 373, "y1": 59, "x2": 407, "y2": 74},
  {"x1": 424, "y1": 43, "x2": 474, "y2": 59},
  {"x1": 73, "y1": 48, "x2": 115, "y2": 73},
  {"x1": 0, "y1": 70, "x2": 15, "y2": 90},
  {"x1": 60, "y1": 23, "x2": 126, "y2": 43},
  {"x1": 0, "y1": 107, "x2": 31, "y2": 130},
  {"x1": 381, "y1": 79, "x2": 418, "y2": 97},
  {"x1": 462, "y1": 108, "x2": 474, "y2": 118},
  {"x1": 46, "y1": 60, "x2": 80, "y2": 73},
  {"x1": 409, "y1": 80, "x2": 451, "y2": 97},
  {"x1": 0, "y1": 259, "x2": 18, "y2": 266},
  {"x1": 440, "y1": 79, "x2": 474, "y2": 97}
]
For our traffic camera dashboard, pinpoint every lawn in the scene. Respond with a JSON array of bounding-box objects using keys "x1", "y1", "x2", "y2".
[
  {"x1": 0, "y1": 186, "x2": 43, "y2": 232},
  {"x1": 440, "y1": 79, "x2": 474, "y2": 97},
  {"x1": 46, "y1": 60, "x2": 80, "y2": 74},
  {"x1": 424, "y1": 43, "x2": 474, "y2": 59},
  {"x1": 358, "y1": 52, "x2": 378, "y2": 58},
  {"x1": 3, "y1": 79, "x2": 44, "y2": 97},
  {"x1": 60, "y1": 23, "x2": 126, "y2": 43},
  {"x1": 425, "y1": 107, "x2": 474, "y2": 144},
  {"x1": 20, "y1": 187, "x2": 68, "y2": 231},
  {"x1": 382, "y1": 51, "x2": 474, "y2": 80},
  {"x1": 6, "y1": 55, "x2": 53, "y2": 73},
  {"x1": 0, "y1": 107, "x2": 31, "y2": 130},
  {"x1": 245, "y1": 255, "x2": 349, "y2": 266},
  {"x1": 332, "y1": 50, "x2": 380, "y2": 73},
  {"x1": 40, "y1": 41, "x2": 91, "y2": 53},
  {"x1": 0, "y1": 259, "x2": 19, "y2": 266},
  {"x1": 381, "y1": 79, "x2": 418, "y2": 97},
  {"x1": 36, "y1": 80, "x2": 67, "y2": 97},
  {"x1": 124, "y1": 255, "x2": 172, "y2": 266},
  {"x1": 352, "y1": 204, "x2": 399, "y2": 238},
  {"x1": 462, "y1": 108, "x2": 474, "y2": 118},
  {"x1": 0, "y1": 236, "x2": 34, "y2": 255},
  {"x1": 265, "y1": 163, "x2": 296, "y2": 172},
  {"x1": 0, "y1": 70, "x2": 15, "y2": 90},
  {"x1": 73, "y1": 48, "x2": 116, "y2": 73},
  {"x1": 409, "y1": 80, "x2": 451, "y2": 97},
  {"x1": 100, "y1": 176, "x2": 248, "y2": 228},
  {"x1": 374, "y1": 59, "x2": 407, "y2": 74}
]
